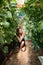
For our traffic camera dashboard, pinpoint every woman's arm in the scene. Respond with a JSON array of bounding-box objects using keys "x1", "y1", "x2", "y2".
[{"x1": 16, "y1": 32, "x2": 26, "y2": 42}]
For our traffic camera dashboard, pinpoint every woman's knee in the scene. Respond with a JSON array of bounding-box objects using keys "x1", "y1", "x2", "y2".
[
  {"x1": 21, "y1": 41, "x2": 24, "y2": 45},
  {"x1": 20, "y1": 41, "x2": 24, "y2": 48}
]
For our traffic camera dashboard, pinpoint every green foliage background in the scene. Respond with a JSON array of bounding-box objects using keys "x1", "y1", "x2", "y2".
[
  {"x1": 0, "y1": 0, "x2": 18, "y2": 53},
  {"x1": 0, "y1": 0, "x2": 18, "y2": 44},
  {"x1": 0, "y1": 0, "x2": 43, "y2": 53},
  {"x1": 21, "y1": 0, "x2": 43, "y2": 49}
]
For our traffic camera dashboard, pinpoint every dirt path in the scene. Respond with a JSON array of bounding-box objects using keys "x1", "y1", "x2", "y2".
[{"x1": 4, "y1": 40, "x2": 41, "y2": 65}]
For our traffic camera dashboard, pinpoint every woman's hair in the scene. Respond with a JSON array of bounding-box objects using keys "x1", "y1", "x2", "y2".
[
  {"x1": 16, "y1": 24, "x2": 23, "y2": 36},
  {"x1": 16, "y1": 27, "x2": 20, "y2": 36}
]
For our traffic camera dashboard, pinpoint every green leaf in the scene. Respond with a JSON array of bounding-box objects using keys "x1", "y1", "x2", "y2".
[
  {"x1": 6, "y1": 11, "x2": 12, "y2": 19},
  {"x1": 3, "y1": 46, "x2": 8, "y2": 53},
  {"x1": 38, "y1": 20, "x2": 43, "y2": 31},
  {"x1": 3, "y1": 21, "x2": 10, "y2": 28}
]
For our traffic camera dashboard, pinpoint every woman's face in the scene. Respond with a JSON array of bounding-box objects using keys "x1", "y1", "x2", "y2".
[{"x1": 19, "y1": 28, "x2": 23, "y2": 34}]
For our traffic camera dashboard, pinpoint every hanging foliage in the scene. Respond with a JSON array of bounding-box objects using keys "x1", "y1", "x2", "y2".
[{"x1": 0, "y1": 0, "x2": 18, "y2": 50}]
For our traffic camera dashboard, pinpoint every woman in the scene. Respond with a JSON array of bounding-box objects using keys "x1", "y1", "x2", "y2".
[{"x1": 16, "y1": 27, "x2": 26, "y2": 52}]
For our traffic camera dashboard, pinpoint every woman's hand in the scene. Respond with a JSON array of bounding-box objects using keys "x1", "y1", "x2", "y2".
[
  {"x1": 23, "y1": 32, "x2": 28, "y2": 36},
  {"x1": 16, "y1": 32, "x2": 25, "y2": 43}
]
